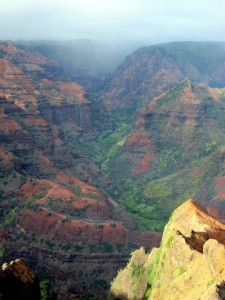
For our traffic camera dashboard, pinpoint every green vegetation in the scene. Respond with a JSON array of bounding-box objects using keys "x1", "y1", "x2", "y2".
[
  {"x1": 26, "y1": 199, "x2": 39, "y2": 210},
  {"x1": 166, "y1": 236, "x2": 174, "y2": 248},
  {"x1": 146, "y1": 245, "x2": 162, "y2": 297},
  {"x1": 40, "y1": 279, "x2": 51, "y2": 300},
  {"x1": 0, "y1": 208, "x2": 18, "y2": 228},
  {"x1": 131, "y1": 263, "x2": 145, "y2": 279},
  {"x1": 59, "y1": 80, "x2": 225, "y2": 232},
  {"x1": 88, "y1": 242, "x2": 113, "y2": 253},
  {"x1": 174, "y1": 266, "x2": 186, "y2": 277},
  {"x1": 207, "y1": 278, "x2": 215, "y2": 287},
  {"x1": 65, "y1": 92, "x2": 225, "y2": 233},
  {"x1": 0, "y1": 248, "x2": 5, "y2": 259},
  {"x1": 154, "y1": 80, "x2": 188, "y2": 109},
  {"x1": 0, "y1": 167, "x2": 12, "y2": 179},
  {"x1": 0, "y1": 49, "x2": 5, "y2": 58}
]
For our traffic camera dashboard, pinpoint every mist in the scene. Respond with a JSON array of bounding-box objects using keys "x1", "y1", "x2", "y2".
[{"x1": 1, "y1": 0, "x2": 225, "y2": 48}]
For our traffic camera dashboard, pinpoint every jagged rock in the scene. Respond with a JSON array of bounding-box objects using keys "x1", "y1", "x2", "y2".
[
  {"x1": 0, "y1": 259, "x2": 40, "y2": 300},
  {"x1": 108, "y1": 199, "x2": 225, "y2": 300}
]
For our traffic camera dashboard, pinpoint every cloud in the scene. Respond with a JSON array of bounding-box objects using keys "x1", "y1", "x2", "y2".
[{"x1": 0, "y1": 0, "x2": 225, "y2": 45}]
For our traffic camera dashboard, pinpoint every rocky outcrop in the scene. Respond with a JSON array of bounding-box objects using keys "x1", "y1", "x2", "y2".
[
  {"x1": 109, "y1": 199, "x2": 225, "y2": 300},
  {"x1": 108, "y1": 247, "x2": 157, "y2": 300},
  {"x1": 0, "y1": 259, "x2": 40, "y2": 300}
]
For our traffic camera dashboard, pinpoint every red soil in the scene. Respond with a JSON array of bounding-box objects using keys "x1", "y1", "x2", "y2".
[
  {"x1": 0, "y1": 118, "x2": 22, "y2": 132},
  {"x1": 132, "y1": 155, "x2": 154, "y2": 174},
  {"x1": 38, "y1": 153, "x2": 53, "y2": 169},
  {"x1": 17, "y1": 207, "x2": 160, "y2": 248},
  {"x1": 21, "y1": 179, "x2": 74, "y2": 202},
  {"x1": 23, "y1": 118, "x2": 48, "y2": 127},
  {"x1": 57, "y1": 82, "x2": 87, "y2": 102},
  {"x1": 213, "y1": 177, "x2": 225, "y2": 201},
  {"x1": 125, "y1": 131, "x2": 155, "y2": 174},
  {"x1": 41, "y1": 78, "x2": 54, "y2": 86},
  {"x1": 192, "y1": 168, "x2": 202, "y2": 176},
  {"x1": 55, "y1": 171, "x2": 85, "y2": 186},
  {"x1": 55, "y1": 171, "x2": 104, "y2": 200}
]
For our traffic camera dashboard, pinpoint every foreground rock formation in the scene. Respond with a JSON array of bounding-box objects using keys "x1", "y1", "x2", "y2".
[
  {"x1": 109, "y1": 199, "x2": 225, "y2": 300},
  {"x1": 0, "y1": 259, "x2": 40, "y2": 299}
]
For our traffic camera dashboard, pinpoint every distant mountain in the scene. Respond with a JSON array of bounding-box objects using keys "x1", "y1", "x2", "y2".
[
  {"x1": 109, "y1": 199, "x2": 225, "y2": 300},
  {"x1": 102, "y1": 41, "x2": 225, "y2": 109}
]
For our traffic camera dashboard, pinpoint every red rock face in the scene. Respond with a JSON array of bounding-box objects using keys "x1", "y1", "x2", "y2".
[
  {"x1": 18, "y1": 207, "x2": 160, "y2": 247},
  {"x1": 205, "y1": 176, "x2": 225, "y2": 223},
  {"x1": 20, "y1": 178, "x2": 112, "y2": 221},
  {"x1": 0, "y1": 148, "x2": 14, "y2": 168},
  {"x1": 0, "y1": 43, "x2": 93, "y2": 136},
  {"x1": 123, "y1": 131, "x2": 155, "y2": 174},
  {"x1": 18, "y1": 178, "x2": 160, "y2": 248},
  {"x1": 213, "y1": 177, "x2": 225, "y2": 201},
  {"x1": 102, "y1": 49, "x2": 184, "y2": 109}
]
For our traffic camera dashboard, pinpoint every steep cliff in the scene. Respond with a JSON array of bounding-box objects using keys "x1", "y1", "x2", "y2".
[
  {"x1": 0, "y1": 42, "x2": 94, "y2": 136},
  {"x1": 0, "y1": 41, "x2": 113, "y2": 189},
  {"x1": 109, "y1": 199, "x2": 225, "y2": 300}
]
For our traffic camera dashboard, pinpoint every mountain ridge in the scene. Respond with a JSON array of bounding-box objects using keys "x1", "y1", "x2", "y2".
[{"x1": 101, "y1": 41, "x2": 225, "y2": 109}]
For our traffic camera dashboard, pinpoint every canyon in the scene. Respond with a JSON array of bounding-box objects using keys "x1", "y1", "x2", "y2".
[{"x1": 1, "y1": 40, "x2": 225, "y2": 298}]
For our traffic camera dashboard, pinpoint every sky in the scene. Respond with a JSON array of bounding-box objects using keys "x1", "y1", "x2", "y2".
[{"x1": 1, "y1": 0, "x2": 225, "y2": 47}]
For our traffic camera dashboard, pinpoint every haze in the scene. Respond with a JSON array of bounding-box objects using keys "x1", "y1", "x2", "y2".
[{"x1": 1, "y1": 0, "x2": 225, "y2": 47}]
